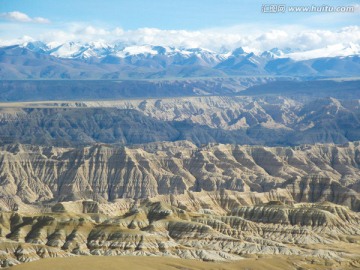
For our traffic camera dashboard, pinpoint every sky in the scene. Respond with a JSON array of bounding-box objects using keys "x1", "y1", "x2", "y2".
[{"x1": 0, "y1": 0, "x2": 359, "y2": 51}]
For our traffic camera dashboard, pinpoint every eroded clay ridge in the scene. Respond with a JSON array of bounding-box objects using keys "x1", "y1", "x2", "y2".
[
  {"x1": 0, "y1": 200, "x2": 360, "y2": 268},
  {"x1": 0, "y1": 141, "x2": 359, "y2": 211}
]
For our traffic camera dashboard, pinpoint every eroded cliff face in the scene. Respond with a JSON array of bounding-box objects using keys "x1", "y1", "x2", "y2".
[
  {"x1": 0, "y1": 141, "x2": 360, "y2": 268},
  {"x1": 0, "y1": 141, "x2": 359, "y2": 210}
]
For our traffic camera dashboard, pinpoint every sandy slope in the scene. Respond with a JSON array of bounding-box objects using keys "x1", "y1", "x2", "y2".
[{"x1": 7, "y1": 255, "x2": 310, "y2": 270}]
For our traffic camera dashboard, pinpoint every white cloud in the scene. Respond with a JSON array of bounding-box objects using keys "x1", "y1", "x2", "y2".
[
  {"x1": 0, "y1": 11, "x2": 50, "y2": 24},
  {"x1": 46, "y1": 24, "x2": 359, "y2": 52},
  {"x1": 0, "y1": 35, "x2": 35, "y2": 47},
  {"x1": 33, "y1": 17, "x2": 51, "y2": 24},
  {"x1": 1, "y1": 20, "x2": 359, "y2": 53}
]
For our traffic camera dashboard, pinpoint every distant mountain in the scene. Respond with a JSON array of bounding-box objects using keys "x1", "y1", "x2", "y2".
[
  {"x1": 20, "y1": 41, "x2": 360, "y2": 61},
  {"x1": 23, "y1": 41, "x2": 226, "y2": 63},
  {"x1": 216, "y1": 51, "x2": 269, "y2": 75},
  {"x1": 0, "y1": 77, "x2": 285, "y2": 101},
  {"x1": 0, "y1": 41, "x2": 359, "y2": 79}
]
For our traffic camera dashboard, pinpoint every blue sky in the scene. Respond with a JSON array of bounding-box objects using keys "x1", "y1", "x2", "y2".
[
  {"x1": 1, "y1": 0, "x2": 358, "y2": 30},
  {"x1": 0, "y1": 0, "x2": 359, "y2": 51}
]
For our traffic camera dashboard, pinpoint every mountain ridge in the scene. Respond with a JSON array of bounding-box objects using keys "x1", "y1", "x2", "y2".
[
  {"x1": 1, "y1": 43, "x2": 359, "y2": 79},
  {"x1": 0, "y1": 93, "x2": 359, "y2": 147},
  {"x1": 18, "y1": 41, "x2": 360, "y2": 61}
]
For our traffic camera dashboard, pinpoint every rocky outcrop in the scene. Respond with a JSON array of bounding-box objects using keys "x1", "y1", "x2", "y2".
[{"x1": 284, "y1": 176, "x2": 360, "y2": 211}]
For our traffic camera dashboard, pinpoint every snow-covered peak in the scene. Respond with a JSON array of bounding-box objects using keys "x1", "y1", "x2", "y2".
[
  {"x1": 49, "y1": 42, "x2": 86, "y2": 58},
  {"x1": 87, "y1": 41, "x2": 112, "y2": 49},
  {"x1": 232, "y1": 47, "x2": 247, "y2": 56},
  {"x1": 24, "y1": 41, "x2": 48, "y2": 53},
  {"x1": 21, "y1": 41, "x2": 115, "y2": 59},
  {"x1": 260, "y1": 48, "x2": 287, "y2": 59},
  {"x1": 283, "y1": 43, "x2": 360, "y2": 60},
  {"x1": 229, "y1": 47, "x2": 261, "y2": 58}
]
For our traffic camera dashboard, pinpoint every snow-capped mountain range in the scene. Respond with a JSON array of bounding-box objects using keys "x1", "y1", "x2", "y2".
[
  {"x1": 0, "y1": 40, "x2": 359, "y2": 79},
  {"x1": 22, "y1": 41, "x2": 231, "y2": 66},
  {"x1": 19, "y1": 41, "x2": 360, "y2": 61}
]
